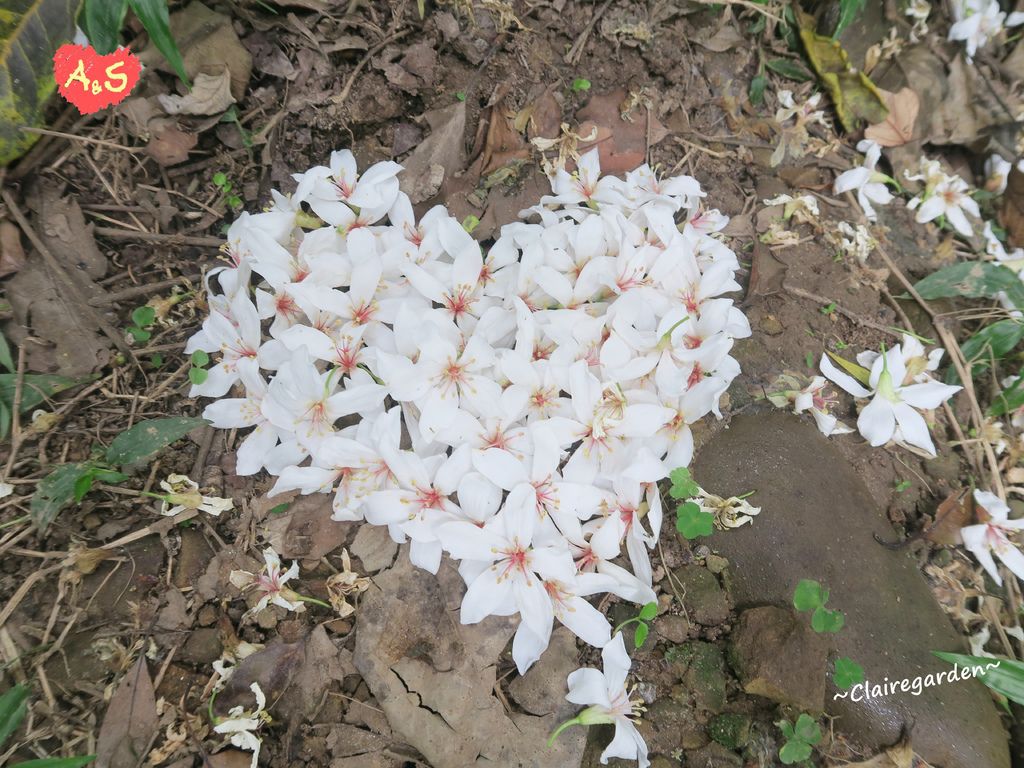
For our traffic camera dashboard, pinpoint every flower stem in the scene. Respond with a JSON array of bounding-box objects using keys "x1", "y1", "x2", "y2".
[
  {"x1": 548, "y1": 716, "x2": 583, "y2": 746},
  {"x1": 293, "y1": 594, "x2": 332, "y2": 610}
]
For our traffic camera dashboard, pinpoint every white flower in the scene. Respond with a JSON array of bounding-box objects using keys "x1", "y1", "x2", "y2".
[
  {"x1": 833, "y1": 221, "x2": 876, "y2": 263},
  {"x1": 229, "y1": 547, "x2": 305, "y2": 614},
  {"x1": 821, "y1": 346, "x2": 961, "y2": 457},
  {"x1": 158, "y1": 474, "x2": 233, "y2": 516},
  {"x1": 833, "y1": 140, "x2": 894, "y2": 221},
  {"x1": 961, "y1": 490, "x2": 1024, "y2": 586},
  {"x1": 213, "y1": 682, "x2": 269, "y2": 768},
  {"x1": 949, "y1": 0, "x2": 1024, "y2": 60},
  {"x1": 793, "y1": 376, "x2": 854, "y2": 436},
  {"x1": 559, "y1": 633, "x2": 649, "y2": 768},
  {"x1": 689, "y1": 489, "x2": 761, "y2": 529},
  {"x1": 907, "y1": 170, "x2": 979, "y2": 237}
]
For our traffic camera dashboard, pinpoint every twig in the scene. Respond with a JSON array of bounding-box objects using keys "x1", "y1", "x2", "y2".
[
  {"x1": 565, "y1": 0, "x2": 613, "y2": 64},
  {"x1": 1, "y1": 189, "x2": 135, "y2": 360},
  {"x1": 331, "y1": 30, "x2": 412, "y2": 106},
  {"x1": 783, "y1": 282, "x2": 902, "y2": 337},
  {"x1": 92, "y1": 227, "x2": 222, "y2": 247},
  {"x1": 2, "y1": 345, "x2": 27, "y2": 481},
  {"x1": 19, "y1": 126, "x2": 144, "y2": 153},
  {"x1": 88, "y1": 273, "x2": 201, "y2": 307}
]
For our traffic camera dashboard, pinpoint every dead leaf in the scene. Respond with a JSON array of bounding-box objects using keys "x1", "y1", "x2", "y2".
[
  {"x1": 95, "y1": 656, "x2": 159, "y2": 768},
  {"x1": 576, "y1": 89, "x2": 669, "y2": 175},
  {"x1": 923, "y1": 490, "x2": 973, "y2": 546},
  {"x1": 145, "y1": 121, "x2": 198, "y2": 166},
  {"x1": 265, "y1": 493, "x2": 349, "y2": 560},
  {"x1": 0, "y1": 220, "x2": 25, "y2": 278},
  {"x1": 477, "y1": 97, "x2": 531, "y2": 176},
  {"x1": 4, "y1": 184, "x2": 111, "y2": 375},
  {"x1": 351, "y1": 524, "x2": 398, "y2": 573},
  {"x1": 694, "y1": 21, "x2": 744, "y2": 52},
  {"x1": 398, "y1": 102, "x2": 467, "y2": 204},
  {"x1": 207, "y1": 750, "x2": 255, "y2": 768},
  {"x1": 276, "y1": 626, "x2": 354, "y2": 725},
  {"x1": 215, "y1": 641, "x2": 305, "y2": 716},
  {"x1": 1001, "y1": 165, "x2": 1024, "y2": 249},
  {"x1": 158, "y1": 70, "x2": 235, "y2": 116},
  {"x1": 116, "y1": 96, "x2": 162, "y2": 138},
  {"x1": 353, "y1": 551, "x2": 586, "y2": 768},
  {"x1": 140, "y1": 1, "x2": 253, "y2": 100},
  {"x1": 834, "y1": 732, "x2": 915, "y2": 767},
  {"x1": 864, "y1": 87, "x2": 920, "y2": 147},
  {"x1": 797, "y1": 9, "x2": 888, "y2": 132}
]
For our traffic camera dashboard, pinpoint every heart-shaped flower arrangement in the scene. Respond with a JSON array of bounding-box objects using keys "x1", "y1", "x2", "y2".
[{"x1": 187, "y1": 148, "x2": 750, "y2": 767}]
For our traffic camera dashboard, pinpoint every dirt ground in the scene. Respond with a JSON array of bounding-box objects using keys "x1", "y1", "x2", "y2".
[{"x1": 1, "y1": 0, "x2": 1021, "y2": 766}]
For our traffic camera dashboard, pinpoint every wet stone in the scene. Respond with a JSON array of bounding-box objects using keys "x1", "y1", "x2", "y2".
[{"x1": 693, "y1": 409, "x2": 1011, "y2": 768}]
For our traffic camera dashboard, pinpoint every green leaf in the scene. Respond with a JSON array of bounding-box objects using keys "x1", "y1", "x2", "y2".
[
  {"x1": 765, "y1": 58, "x2": 812, "y2": 82},
  {"x1": 793, "y1": 579, "x2": 823, "y2": 611},
  {"x1": 777, "y1": 719, "x2": 795, "y2": 741},
  {"x1": 778, "y1": 739, "x2": 812, "y2": 764},
  {"x1": 950, "y1": 319, "x2": 1024, "y2": 383},
  {"x1": 0, "y1": 400, "x2": 10, "y2": 440},
  {"x1": 914, "y1": 262, "x2": 1024, "y2": 307},
  {"x1": 131, "y1": 305, "x2": 156, "y2": 327},
  {"x1": 190, "y1": 350, "x2": 210, "y2": 366},
  {"x1": 0, "y1": 684, "x2": 29, "y2": 750},
  {"x1": 105, "y1": 416, "x2": 205, "y2": 466},
  {"x1": 14, "y1": 757, "x2": 97, "y2": 768},
  {"x1": 0, "y1": 0, "x2": 80, "y2": 166},
  {"x1": 72, "y1": 470, "x2": 95, "y2": 502},
  {"x1": 833, "y1": 0, "x2": 866, "y2": 36},
  {"x1": 933, "y1": 652, "x2": 1024, "y2": 705},
  {"x1": 571, "y1": 77, "x2": 591, "y2": 92},
  {"x1": 811, "y1": 606, "x2": 845, "y2": 633},
  {"x1": 0, "y1": 373, "x2": 82, "y2": 414},
  {"x1": 212, "y1": 171, "x2": 227, "y2": 187},
  {"x1": 30, "y1": 462, "x2": 95, "y2": 530},
  {"x1": 0, "y1": 331, "x2": 14, "y2": 373},
  {"x1": 990, "y1": 375, "x2": 1024, "y2": 417},
  {"x1": 668, "y1": 466, "x2": 700, "y2": 499},
  {"x1": 749, "y1": 73, "x2": 766, "y2": 106},
  {"x1": 633, "y1": 622, "x2": 649, "y2": 648},
  {"x1": 824, "y1": 351, "x2": 870, "y2": 385},
  {"x1": 188, "y1": 367, "x2": 208, "y2": 385},
  {"x1": 127, "y1": 0, "x2": 189, "y2": 86},
  {"x1": 127, "y1": 327, "x2": 151, "y2": 342},
  {"x1": 269, "y1": 502, "x2": 290, "y2": 515},
  {"x1": 833, "y1": 657, "x2": 864, "y2": 689},
  {"x1": 638, "y1": 601, "x2": 658, "y2": 621},
  {"x1": 675, "y1": 501, "x2": 714, "y2": 539},
  {"x1": 793, "y1": 713, "x2": 821, "y2": 744},
  {"x1": 83, "y1": 0, "x2": 128, "y2": 54}
]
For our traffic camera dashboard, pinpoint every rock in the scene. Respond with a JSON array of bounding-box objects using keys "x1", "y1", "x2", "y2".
[
  {"x1": 671, "y1": 565, "x2": 731, "y2": 626},
  {"x1": 685, "y1": 741, "x2": 743, "y2": 768},
  {"x1": 666, "y1": 642, "x2": 727, "y2": 714},
  {"x1": 641, "y1": 699, "x2": 708, "y2": 754},
  {"x1": 181, "y1": 627, "x2": 221, "y2": 664},
  {"x1": 728, "y1": 606, "x2": 828, "y2": 712},
  {"x1": 509, "y1": 628, "x2": 579, "y2": 716},
  {"x1": 653, "y1": 614, "x2": 692, "y2": 644},
  {"x1": 692, "y1": 409, "x2": 1010, "y2": 768},
  {"x1": 708, "y1": 713, "x2": 752, "y2": 750},
  {"x1": 351, "y1": 524, "x2": 398, "y2": 573},
  {"x1": 173, "y1": 527, "x2": 216, "y2": 589}
]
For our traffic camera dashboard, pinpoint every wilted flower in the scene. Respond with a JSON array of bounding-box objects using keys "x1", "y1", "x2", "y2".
[
  {"x1": 961, "y1": 490, "x2": 1024, "y2": 586},
  {"x1": 691, "y1": 489, "x2": 761, "y2": 529},
  {"x1": 763, "y1": 194, "x2": 820, "y2": 224},
  {"x1": 213, "y1": 682, "x2": 269, "y2": 768},
  {"x1": 324, "y1": 549, "x2": 371, "y2": 618},
  {"x1": 157, "y1": 474, "x2": 233, "y2": 517}
]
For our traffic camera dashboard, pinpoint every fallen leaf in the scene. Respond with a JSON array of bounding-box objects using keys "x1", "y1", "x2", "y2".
[
  {"x1": 140, "y1": 1, "x2": 253, "y2": 100},
  {"x1": 0, "y1": 220, "x2": 25, "y2": 278},
  {"x1": 265, "y1": 492, "x2": 349, "y2": 560},
  {"x1": 353, "y1": 551, "x2": 586, "y2": 767},
  {"x1": 1001, "y1": 165, "x2": 1024, "y2": 249},
  {"x1": 115, "y1": 96, "x2": 162, "y2": 138},
  {"x1": 797, "y1": 10, "x2": 888, "y2": 132},
  {"x1": 864, "y1": 87, "x2": 919, "y2": 147},
  {"x1": 477, "y1": 96, "x2": 531, "y2": 176},
  {"x1": 145, "y1": 120, "x2": 198, "y2": 166},
  {"x1": 276, "y1": 626, "x2": 354, "y2": 725},
  {"x1": 158, "y1": 70, "x2": 235, "y2": 115},
  {"x1": 576, "y1": 89, "x2": 669, "y2": 175},
  {"x1": 215, "y1": 640, "x2": 305, "y2": 716},
  {"x1": 836, "y1": 732, "x2": 915, "y2": 767},
  {"x1": 923, "y1": 490, "x2": 973, "y2": 546},
  {"x1": 694, "y1": 21, "x2": 744, "y2": 52},
  {"x1": 4, "y1": 183, "x2": 111, "y2": 375},
  {"x1": 207, "y1": 750, "x2": 256, "y2": 768},
  {"x1": 95, "y1": 656, "x2": 159, "y2": 768},
  {"x1": 398, "y1": 102, "x2": 467, "y2": 204}
]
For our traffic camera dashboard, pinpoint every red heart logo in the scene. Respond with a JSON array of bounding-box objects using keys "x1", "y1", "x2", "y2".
[{"x1": 53, "y1": 44, "x2": 141, "y2": 114}]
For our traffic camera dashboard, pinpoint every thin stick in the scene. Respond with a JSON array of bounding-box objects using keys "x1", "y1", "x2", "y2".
[
  {"x1": 88, "y1": 273, "x2": 201, "y2": 307},
  {"x1": 92, "y1": 228, "x2": 222, "y2": 247},
  {"x1": 19, "y1": 126, "x2": 144, "y2": 153},
  {"x1": 332, "y1": 30, "x2": 411, "y2": 106},
  {"x1": 565, "y1": 0, "x2": 613, "y2": 64},
  {"x1": 2, "y1": 345, "x2": 27, "y2": 481},
  {"x1": 783, "y1": 282, "x2": 902, "y2": 337}
]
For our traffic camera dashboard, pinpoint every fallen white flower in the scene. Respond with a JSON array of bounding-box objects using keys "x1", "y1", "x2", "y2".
[
  {"x1": 213, "y1": 682, "x2": 269, "y2": 768},
  {"x1": 961, "y1": 490, "x2": 1024, "y2": 586}
]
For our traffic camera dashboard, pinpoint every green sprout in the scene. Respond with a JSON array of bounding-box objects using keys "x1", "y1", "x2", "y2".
[
  {"x1": 571, "y1": 77, "x2": 591, "y2": 93},
  {"x1": 669, "y1": 467, "x2": 714, "y2": 539},
  {"x1": 189, "y1": 350, "x2": 210, "y2": 386},
  {"x1": 127, "y1": 305, "x2": 156, "y2": 343},
  {"x1": 777, "y1": 713, "x2": 821, "y2": 764},
  {"x1": 213, "y1": 171, "x2": 243, "y2": 209},
  {"x1": 612, "y1": 601, "x2": 658, "y2": 649},
  {"x1": 793, "y1": 579, "x2": 844, "y2": 633}
]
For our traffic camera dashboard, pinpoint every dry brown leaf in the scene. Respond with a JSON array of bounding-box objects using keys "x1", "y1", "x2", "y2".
[
  {"x1": 158, "y1": 70, "x2": 235, "y2": 116},
  {"x1": 1001, "y1": 165, "x2": 1024, "y2": 248},
  {"x1": 832, "y1": 732, "x2": 915, "y2": 767},
  {"x1": 478, "y1": 98, "x2": 530, "y2": 175},
  {"x1": 576, "y1": 89, "x2": 669, "y2": 175},
  {"x1": 694, "y1": 22, "x2": 744, "y2": 52},
  {"x1": 0, "y1": 220, "x2": 25, "y2": 278},
  {"x1": 864, "y1": 87, "x2": 920, "y2": 147},
  {"x1": 146, "y1": 120, "x2": 198, "y2": 166},
  {"x1": 923, "y1": 489, "x2": 972, "y2": 546},
  {"x1": 398, "y1": 102, "x2": 467, "y2": 204},
  {"x1": 95, "y1": 656, "x2": 159, "y2": 768}
]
